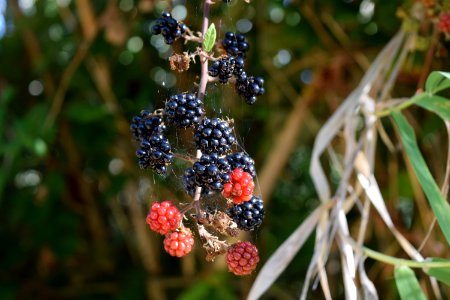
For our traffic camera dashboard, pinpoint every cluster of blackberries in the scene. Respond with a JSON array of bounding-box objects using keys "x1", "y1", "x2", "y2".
[
  {"x1": 209, "y1": 56, "x2": 245, "y2": 84},
  {"x1": 194, "y1": 118, "x2": 236, "y2": 154},
  {"x1": 130, "y1": 111, "x2": 173, "y2": 175},
  {"x1": 227, "y1": 196, "x2": 264, "y2": 231},
  {"x1": 236, "y1": 76, "x2": 265, "y2": 105},
  {"x1": 227, "y1": 152, "x2": 256, "y2": 177},
  {"x1": 222, "y1": 32, "x2": 250, "y2": 58},
  {"x1": 152, "y1": 12, "x2": 188, "y2": 44},
  {"x1": 184, "y1": 153, "x2": 231, "y2": 191},
  {"x1": 165, "y1": 93, "x2": 205, "y2": 128}
]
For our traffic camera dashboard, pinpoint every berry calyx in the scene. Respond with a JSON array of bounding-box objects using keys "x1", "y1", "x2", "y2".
[
  {"x1": 438, "y1": 13, "x2": 450, "y2": 34},
  {"x1": 227, "y1": 196, "x2": 264, "y2": 231},
  {"x1": 226, "y1": 241, "x2": 259, "y2": 276},
  {"x1": 146, "y1": 201, "x2": 181, "y2": 234},
  {"x1": 222, "y1": 168, "x2": 254, "y2": 204},
  {"x1": 163, "y1": 228, "x2": 195, "y2": 257}
]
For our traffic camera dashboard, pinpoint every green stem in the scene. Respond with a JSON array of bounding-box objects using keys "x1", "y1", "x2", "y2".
[
  {"x1": 363, "y1": 246, "x2": 450, "y2": 269},
  {"x1": 376, "y1": 93, "x2": 429, "y2": 118}
]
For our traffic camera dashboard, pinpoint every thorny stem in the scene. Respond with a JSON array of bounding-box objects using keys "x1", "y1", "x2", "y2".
[{"x1": 191, "y1": 0, "x2": 213, "y2": 219}]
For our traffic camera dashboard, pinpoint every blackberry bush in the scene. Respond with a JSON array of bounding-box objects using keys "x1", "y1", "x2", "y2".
[{"x1": 132, "y1": 0, "x2": 266, "y2": 275}]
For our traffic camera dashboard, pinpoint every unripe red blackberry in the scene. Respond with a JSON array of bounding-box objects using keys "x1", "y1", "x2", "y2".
[
  {"x1": 438, "y1": 13, "x2": 450, "y2": 34},
  {"x1": 222, "y1": 168, "x2": 254, "y2": 204},
  {"x1": 226, "y1": 241, "x2": 259, "y2": 276},
  {"x1": 163, "y1": 228, "x2": 194, "y2": 257},
  {"x1": 146, "y1": 201, "x2": 181, "y2": 234}
]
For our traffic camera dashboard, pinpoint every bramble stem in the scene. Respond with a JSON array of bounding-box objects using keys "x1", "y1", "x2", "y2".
[
  {"x1": 375, "y1": 92, "x2": 428, "y2": 118},
  {"x1": 192, "y1": 0, "x2": 213, "y2": 219}
]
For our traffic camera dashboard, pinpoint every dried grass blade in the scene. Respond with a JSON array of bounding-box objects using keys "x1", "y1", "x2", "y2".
[{"x1": 247, "y1": 201, "x2": 335, "y2": 300}]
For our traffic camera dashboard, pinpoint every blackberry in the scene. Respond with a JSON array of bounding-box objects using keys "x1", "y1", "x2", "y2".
[
  {"x1": 137, "y1": 134, "x2": 173, "y2": 175},
  {"x1": 222, "y1": 32, "x2": 250, "y2": 58},
  {"x1": 130, "y1": 111, "x2": 166, "y2": 141},
  {"x1": 185, "y1": 153, "x2": 231, "y2": 191},
  {"x1": 194, "y1": 118, "x2": 236, "y2": 155},
  {"x1": 209, "y1": 56, "x2": 245, "y2": 83},
  {"x1": 183, "y1": 168, "x2": 212, "y2": 197},
  {"x1": 227, "y1": 196, "x2": 264, "y2": 231},
  {"x1": 151, "y1": 11, "x2": 188, "y2": 45},
  {"x1": 235, "y1": 76, "x2": 265, "y2": 105},
  {"x1": 226, "y1": 152, "x2": 256, "y2": 177},
  {"x1": 165, "y1": 93, "x2": 205, "y2": 128}
]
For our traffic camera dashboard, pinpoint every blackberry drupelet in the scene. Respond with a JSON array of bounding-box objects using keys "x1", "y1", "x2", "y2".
[
  {"x1": 226, "y1": 152, "x2": 256, "y2": 177},
  {"x1": 222, "y1": 32, "x2": 250, "y2": 58},
  {"x1": 235, "y1": 76, "x2": 265, "y2": 105},
  {"x1": 137, "y1": 134, "x2": 173, "y2": 175},
  {"x1": 130, "y1": 111, "x2": 166, "y2": 141},
  {"x1": 185, "y1": 153, "x2": 231, "y2": 191},
  {"x1": 194, "y1": 118, "x2": 236, "y2": 155},
  {"x1": 151, "y1": 11, "x2": 188, "y2": 44},
  {"x1": 227, "y1": 196, "x2": 264, "y2": 231},
  {"x1": 165, "y1": 93, "x2": 205, "y2": 128}
]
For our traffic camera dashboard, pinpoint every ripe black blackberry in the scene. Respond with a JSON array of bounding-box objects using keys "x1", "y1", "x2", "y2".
[
  {"x1": 226, "y1": 152, "x2": 256, "y2": 178},
  {"x1": 235, "y1": 76, "x2": 265, "y2": 105},
  {"x1": 222, "y1": 32, "x2": 250, "y2": 58},
  {"x1": 227, "y1": 196, "x2": 264, "y2": 231},
  {"x1": 136, "y1": 134, "x2": 173, "y2": 175},
  {"x1": 151, "y1": 12, "x2": 188, "y2": 45},
  {"x1": 209, "y1": 56, "x2": 245, "y2": 83},
  {"x1": 130, "y1": 111, "x2": 166, "y2": 141},
  {"x1": 185, "y1": 153, "x2": 231, "y2": 191},
  {"x1": 183, "y1": 168, "x2": 212, "y2": 197},
  {"x1": 165, "y1": 93, "x2": 205, "y2": 128},
  {"x1": 194, "y1": 118, "x2": 236, "y2": 155}
]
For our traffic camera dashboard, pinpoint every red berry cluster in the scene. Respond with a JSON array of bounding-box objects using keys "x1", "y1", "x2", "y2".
[
  {"x1": 438, "y1": 13, "x2": 450, "y2": 34},
  {"x1": 226, "y1": 241, "x2": 260, "y2": 276},
  {"x1": 222, "y1": 168, "x2": 255, "y2": 204},
  {"x1": 146, "y1": 201, "x2": 194, "y2": 257}
]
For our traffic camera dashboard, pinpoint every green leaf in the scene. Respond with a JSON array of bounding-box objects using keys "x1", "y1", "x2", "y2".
[
  {"x1": 203, "y1": 23, "x2": 216, "y2": 52},
  {"x1": 427, "y1": 258, "x2": 450, "y2": 285},
  {"x1": 425, "y1": 71, "x2": 450, "y2": 94},
  {"x1": 415, "y1": 95, "x2": 450, "y2": 120},
  {"x1": 392, "y1": 112, "x2": 450, "y2": 245},
  {"x1": 394, "y1": 266, "x2": 426, "y2": 300}
]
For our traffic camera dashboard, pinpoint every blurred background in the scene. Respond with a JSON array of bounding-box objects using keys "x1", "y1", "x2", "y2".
[{"x1": 1, "y1": 0, "x2": 449, "y2": 299}]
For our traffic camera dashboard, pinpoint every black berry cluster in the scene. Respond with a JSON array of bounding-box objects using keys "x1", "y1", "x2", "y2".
[
  {"x1": 165, "y1": 93, "x2": 205, "y2": 128},
  {"x1": 236, "y1": 76, "x2": 265, "y2": 105},
  {"x1": 185, "y1": 153, "x2": 231, "y2": 191},
  {"x1": 227, "y1": 196, "x2": 264, "y2": 231},
  {"x1": 152, "y1": 12, "x2": 188, "y2": 44},
  {"x1": 209, "y1": 56, "x2": 245, "y2": 83},
  {"x1": 183, "y1": 169, "x2": 212, "y2": 197},
  {"x1": 226, "y1": 152, "x2": 256, "y2": 178},
  {"x1": 222, "y1": 32, "x2": 250, "y2": 58},
  {"x1": 136, "y1": 134, "x2": 173, "y2": 175},
  {"x1": 130, "y1": 111, "x2": 173, "y2": 175},
  {"x1": 194, "y1": 118, "x2": 236, "y2": 155},
  {"x1": 130, "y1": 111, "x2": 166, "y2": 141}
]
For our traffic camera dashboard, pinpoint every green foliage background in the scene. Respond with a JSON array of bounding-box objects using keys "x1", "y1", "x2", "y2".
[{"x1": 0, "y1": 0, "x2": 449, "y2": 299}]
